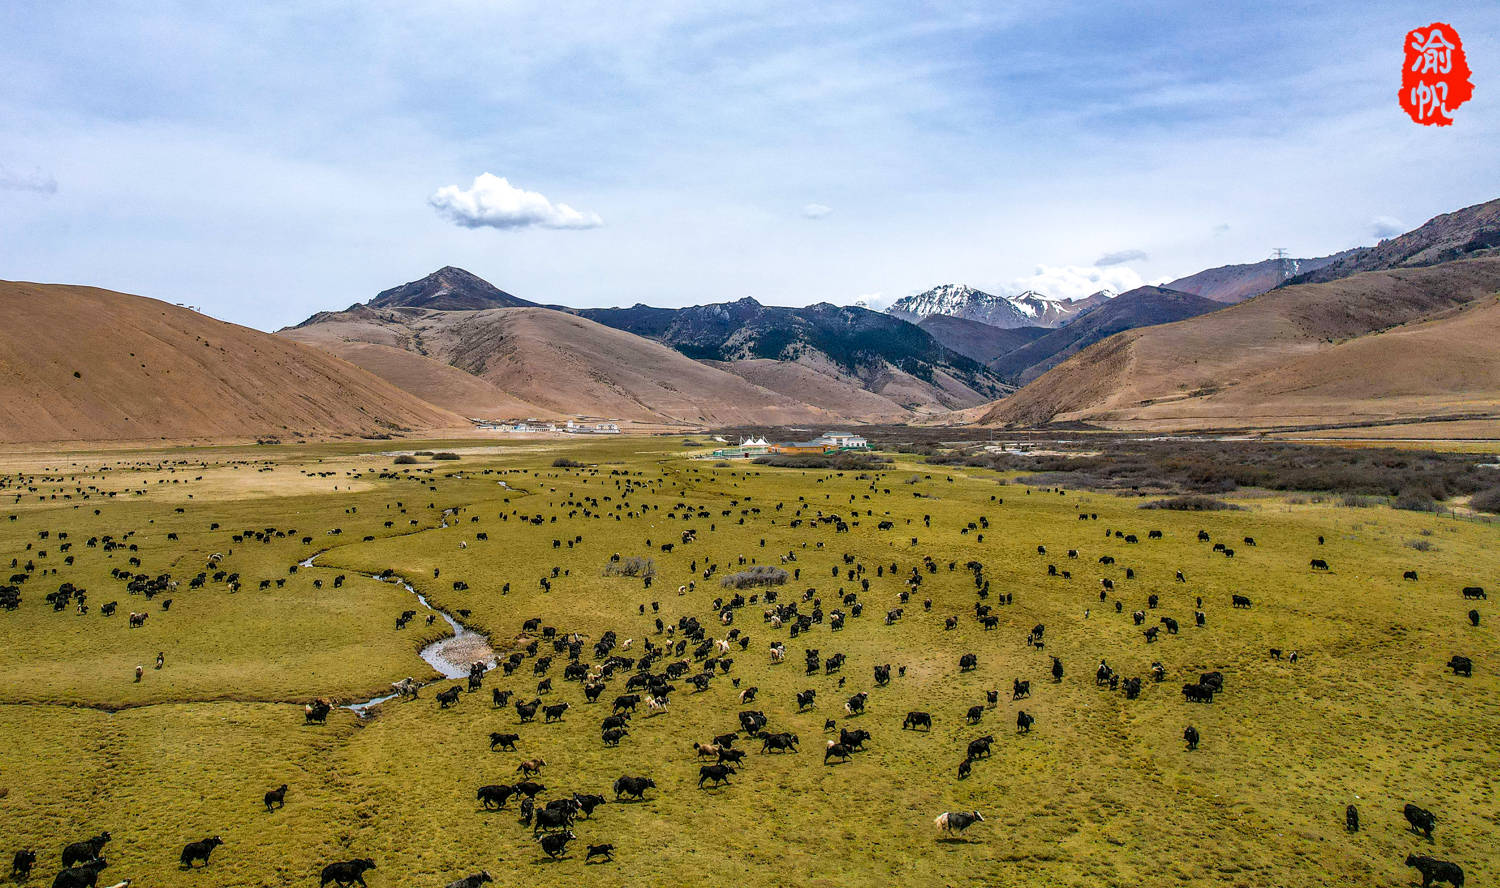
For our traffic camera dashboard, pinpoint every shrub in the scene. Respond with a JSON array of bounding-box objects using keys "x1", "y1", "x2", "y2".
[
  {"x1": 1140, "y1": 495, "x2": 1243, "y2": 511},
  {"x1": 714, "y1": 461, "x2": 731, "y2": 468},
  {"x1": 721, "y1": 565, "x2": 789, "y2": 589},
  {"x1": 553, "y1": 458, "x2": 584, "y2": 468},
  {"x1": 1393, "y1": 489, "x2": 1439, "y2": 512},
  {"x1": 1405, "y1": 539, "x2": 1434, "y2": 551},
  {"x1": 603, "y1": 556, "x2": 655, "y2": 579},
  {"x1": 394, "y1": 455, "x2": 418, "y2": 465},
  {"x1": 432, "y1": 452, "x2": 460, "y2": 460},
  {"x1": 414, "y1": 450, "x2": 435, "y2": 456},
  {"x1": 752, "y1": 452, "x2": 888, "y2": 470},
  {"x1": 1470, "y1": 486, "x2": 1500, "y2": 514}
]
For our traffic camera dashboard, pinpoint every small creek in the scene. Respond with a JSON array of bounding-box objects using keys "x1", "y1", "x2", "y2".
[{"x1": 298, "y1": 551, "x2": 495, "y2": 717}]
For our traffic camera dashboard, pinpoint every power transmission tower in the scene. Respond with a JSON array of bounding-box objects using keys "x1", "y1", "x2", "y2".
[{"x1": 1270, "y1": 248, "x2": 1289, "y2": 261}]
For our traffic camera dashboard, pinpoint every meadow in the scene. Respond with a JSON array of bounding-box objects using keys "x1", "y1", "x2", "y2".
[{"x1": 0, "y1": 436, "x2": 1495, "y2": 888}]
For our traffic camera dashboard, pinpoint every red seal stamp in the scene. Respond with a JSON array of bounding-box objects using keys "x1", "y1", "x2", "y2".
[{"x1": 1400, "y1": 23, "x2": 1473, "y2": 126}]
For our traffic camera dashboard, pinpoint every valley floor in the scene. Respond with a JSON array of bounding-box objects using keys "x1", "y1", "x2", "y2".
[{"x1": 0, "y1": 438, "x2": 1495, "y2": 887}]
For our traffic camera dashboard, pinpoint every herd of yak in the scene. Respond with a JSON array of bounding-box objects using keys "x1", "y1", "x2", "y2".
[{"x1": 2, "y1": 460, "x2": 1487, "y2": 887}]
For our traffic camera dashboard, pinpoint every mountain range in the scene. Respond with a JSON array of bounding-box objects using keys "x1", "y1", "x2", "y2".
[
  {"x1": 887, "y1": 283, "x2": 1112, "y2": 328},
  {"x1": 4, "y1": 196, "x2": 1498, "y2": 441},
  {"x1": 974, "y1": 197, "x2": 1500, "y2": 432}
]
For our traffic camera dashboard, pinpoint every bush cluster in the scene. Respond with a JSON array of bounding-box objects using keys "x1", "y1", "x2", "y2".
[{"x1": 603, "y1": 556, "x2": 655, "y2": 579}]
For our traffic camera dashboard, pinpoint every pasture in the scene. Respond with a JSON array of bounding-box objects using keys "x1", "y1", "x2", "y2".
[{"x1": 0, "y1": 437, "x2": 1495, "y2": 887}]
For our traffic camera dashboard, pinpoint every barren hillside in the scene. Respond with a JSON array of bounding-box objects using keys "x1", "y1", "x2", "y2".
[
  {"x1": 0, "y1": 281, "x2": 463, "y2": 443},
  {"x1": 977, "y1": 258, "x2": 1500, "y2": 430}
]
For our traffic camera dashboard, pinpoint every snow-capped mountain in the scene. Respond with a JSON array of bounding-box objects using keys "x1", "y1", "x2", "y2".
[{"x1": 887, "y1": 283, "x2": 1114, "y2": 329}]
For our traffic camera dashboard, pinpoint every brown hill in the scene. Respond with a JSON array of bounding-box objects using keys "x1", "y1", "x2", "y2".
[
  {"x1": 1165, "y1": 255, "x2": 1345, "y2": 303},
  {"x1": 989, "y1": 286, "x2": 1224, "y2": 384},
  {"x1": 1289, "y1": 197, "x2": 1500, "y2": 285},
  {"x1": 977, "y1": 258, "x2": 1500, "y2": 430},
  {"x1": 916, "y1": 314, "x2": 1048, "y2": 363},
  {"x1": 367, "y1": 266, "x2": 537, "y2": 311},
  {"x1": 0, "y1": 281, "x2": 464, "y2": 443},
  {"x1": 281, "y1": 306, "x2": 832, "y2": 426}
]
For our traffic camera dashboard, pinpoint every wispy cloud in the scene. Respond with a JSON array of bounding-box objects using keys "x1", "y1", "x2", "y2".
[
  {"x1": 1369, "y1": 215, "x2": 1404, "y2": 239},
  {"x1": 1001, "y1": 264, "x2": 1143, "y2": 302},
  {"x1": 801, "y1": 203, "x2": 832, "y2": 219},
  {"x1": 429, "y1": 173, "x2": 602, "y2": 231},
  {"x1": 1095, "y1": 248, "x2": 1147, "y2": 266},
  {"x1": 0, "y1": 164, "x2": 58, "y2": 194}
]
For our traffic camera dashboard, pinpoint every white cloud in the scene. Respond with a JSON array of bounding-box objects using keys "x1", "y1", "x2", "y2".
[
  {"x1": 1369, "y1": 215, "x2": 1405, "y2": 239},
  {"x1": 1092, "y1": 247, "x2": 1146, "y2": 265},
  {"x1": 801, "y1": 203, "x2": 832, "y2": 219},
  {"x1": 0, "y1": 164, "x2": 57, "y2": 194},
  {"x1": 1095, "y1": 248, "x2": 1147, "y2": 266},
  {"x1": 429, "y1": 173, "x2": 602, "y2": 230},
  {"x1": 999, "y1": 264, "x2": 1144, "y2": 302}
]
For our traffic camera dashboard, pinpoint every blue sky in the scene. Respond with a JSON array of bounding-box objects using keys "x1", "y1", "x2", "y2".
[{"x1": 1, "y1": 1, "x2": 1496, "y2": 329}]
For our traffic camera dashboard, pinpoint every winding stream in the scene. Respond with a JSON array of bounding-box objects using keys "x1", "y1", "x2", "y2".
[{"x1": 298, "y1": 551, "x2": 495, "y2": 716}]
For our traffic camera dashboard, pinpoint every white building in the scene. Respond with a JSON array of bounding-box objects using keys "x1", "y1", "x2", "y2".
[{"x1": 815, "y1": 431, "x2": 868, "y2": 449}]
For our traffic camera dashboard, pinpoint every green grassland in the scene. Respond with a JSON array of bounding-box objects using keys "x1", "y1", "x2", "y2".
[{"x1": 0, "y1": 438, "x2": 1495, "y2": 887}]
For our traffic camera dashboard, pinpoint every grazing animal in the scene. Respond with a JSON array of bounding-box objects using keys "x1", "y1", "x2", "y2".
[
  {"x1": 543, "y1": 702, "x2": 570, "y2": 722},
  {"x1": 1461, "y1": 586, "x2": 1486, "y2": 599},
  {"x1": 1469, "y1": 609, "x2": 1480, "y2": 627},
  {"x1": 62, "y1": 834, "x2": 111, "y2": 869},
  {"x1": 602, "y1": 727, "x2": 629, "y2": 747},
  {"x1": 934, "y1": 810, "x2": 984, "y2": 835},
  {"x1": 1447, "y1": 656, "x2": 1473, "y2": 677},
  {"x1": 761, "y1": 732, "x2": 799, "y2": 753},
  {"x1": 1231, "y1": 594, "x2": 1251, "y2": 608},
  {"x1": 436, "y1": 686, "x2": 462, "y2": 708},
  {"x1": 1404, "y1": 804, "x2": 1436, "y2": 840},
  {"x1": 573, "y1": 793, "x2": 606, "y2": 817},
  {"x1": 1183, "y1": 726, "x2": 1199, "y2": 749},
  {"x1": 585, "y1": 844, "x2": 614, "y2": 863},
  {"x1": 179, "y1": 837, "x2": 223, "y2": 868},
  {"x1": 516, "y1": 699, "x2": 540, "y2": 722},
  {"x1": 903, "y1": 710, "x2": 932, "y2": 730},
  {"x1": 490, "y1": 732, "x2": 519, "y2": 751},
  {"x1": 515, "y1": 758, "x2": 546, "y2": 776},
  {"x1": 1182, "y1": 683, "x2": 1215, "y2": 703},
  {"x1": 532, "y1": 807, "x2": 574, "y2": 834},
  {"x1": 12, "y1": 849, "x2": 36, "y2": 880},
  {"x1": 1405, "y1": 854, "x2": 1463, "y2": 888},
  {"x1": 1051, "y1": 657, "x2": 1063, "y2": 681},
  {"x1": 537, "y1": 830, "x2": 576, "y2": 860},
  {"x1": 1404, "y1": 570, "x2": 1419, "y2": 581},
  {"x1": 957, "y1": 758, "x2": 972, "y2": 779},
  {"x1": 264, "y1": 783, "x2": 288, "y2": 811},
  {"x1": 824, "y1": 742, "x2": 852, "y2": 764},
  {"x1": 1310, "y1": 558, "x2": 1329, "y2": 571},
  {"x1": 966, "y1": 735, "x2": 994, "y2": 759},
  {"x1": 1013, "y1": 679, "x2": 1030, "y2": 699},
  {"x1": 966, "y1": 705, "x2": 984, "y2": 724},
  {"x1": 699, "y1": 763, "x2": 737, "y2": 786},
  {"x1": 445, "y1": 872, "x2": 493, "y2": 888},
  {"x1": 958, "y1": 653, "x2": 977, "y2": 672},
  {"x1": 320, "y1": 860, "x2": 377, "y2": 888},
  {"x1": 477, "y1": 784, "x2": 516, "y2": 809},
  {"x1": 513, "y1": 780, "x2": 546, "y2": 799},
  {"x1": 1016, "y1": 710, "x2": 1034, "y2": 733},
  {"x1": 1345, "y1": 804, "x2": 1359, "y2": 832},
  {"x1": 612, "y1": 775, "x2": 655, "y2": 801},
  {"x1": 48, "y1": 859, "x2": 109, "y2": 888},
  {"x1": 845, "y1": 692, "x2": 868, "y2": 716}
]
